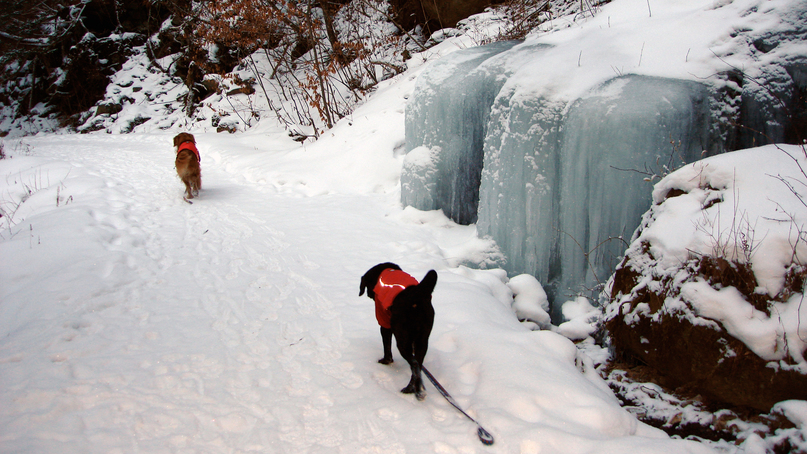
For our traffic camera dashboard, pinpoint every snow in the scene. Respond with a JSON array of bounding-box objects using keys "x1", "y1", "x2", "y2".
[
  {"x1": 608, "y1": 141, "x2": 807, "y2": 428},
  {"x1": 774, "y1": 401, "x2": 807, "y2": 430},
  {"x1": 650, "y1": 146, "x2": 807, "y2": 295},
  {"x1": 613, "y1": 144, "x2": 807, "y2": 372},
  {"x1": 508, "y1": 0, "x2": 805, "y2": 103},
  {"x1": 557, "y1": 297, "x2": 600, "y2": 342},
  {"x1": 0, "y1": 54, "x2": 712, "y2": 454},
  {"x1": 679, "y1": 281, "x2": 784, "y2": 362},
  {"x1": 507, "y1": 274, "x2": 551, "y2": 329},
  {"x1": 0, "y1": 133, "x2": 711, "y2": 452},
  {"x1": 0, "y1": 86, "x2": 718, "y2": 454},
  {"x1": 1, "y1": 0, "x2": 806, "y2": 452}
]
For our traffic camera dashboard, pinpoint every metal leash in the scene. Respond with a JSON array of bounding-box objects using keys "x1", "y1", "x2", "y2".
[{"x1": 422, "y1": 366, "x2": 495, "y2": 445}]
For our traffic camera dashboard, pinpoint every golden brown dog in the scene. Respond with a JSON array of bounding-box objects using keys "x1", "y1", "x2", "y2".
[{"x1": 173, "y1": 132, "x2": 202, "y2": 200}]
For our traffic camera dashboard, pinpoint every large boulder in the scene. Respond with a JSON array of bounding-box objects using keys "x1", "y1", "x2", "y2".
[{"x1": 604, "y1": 145, "x2": 807, "y2": 412}]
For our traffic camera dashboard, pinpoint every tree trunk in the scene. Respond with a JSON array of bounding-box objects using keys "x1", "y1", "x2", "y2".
[{"x1": 321, "y1": 1, "x2": 340, "y2": 50}]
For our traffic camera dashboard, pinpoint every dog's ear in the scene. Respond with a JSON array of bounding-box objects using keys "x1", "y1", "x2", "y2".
[
  {"x1": 360, "y1": 262, "x2": 401, "y2": 298},
  {"x1": 359, "y1": 274, "x2": 375, "y2": 298},
  {"x1": 375, "y1": 262, "x2": 401, "y2": 272},
  {"x1": 359, "y1": 276, "x2": 368, "y2": 296},
  {"x1": 418, "y1": 270, "x2": 438, "y2": 294}
]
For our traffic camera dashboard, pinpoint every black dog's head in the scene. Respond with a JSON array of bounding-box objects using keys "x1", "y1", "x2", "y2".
[{"x1": 359, "y1": 262, "x2": 402, "y2": 299}]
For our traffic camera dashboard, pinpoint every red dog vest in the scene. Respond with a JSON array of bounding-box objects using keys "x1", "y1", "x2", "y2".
[
  {"x1": 373, "y1": 268, "x2": 419, "y2": 329},
  {"x1": 178, "y1": 141, "x2": 201, "y2": 162}
]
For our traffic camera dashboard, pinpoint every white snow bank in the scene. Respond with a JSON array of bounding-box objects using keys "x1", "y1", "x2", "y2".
[
  {"x1": 650, "y1": 145, "x2": 807, "y2": 295},
  {"x1": 774, "y1": 400, "x2": 807, "y2": 430},
  {"x1": 507, "y1": 0, "x2": 805, "y2": 103},
  {"x1": 616, "y1": 144, "x2": 807, "y2": 370},
  {"x1": 558, "y1": 297, "x2": 601, "y2": 341},
  {"x1": 507, "y1": 274, "x2": 551, "y2": 329}
]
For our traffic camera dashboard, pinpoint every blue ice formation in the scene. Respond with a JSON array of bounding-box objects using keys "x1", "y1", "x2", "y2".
[
  {"x1": 402, "y1": 43, "x2": 726, "y2": 316},
  {"x1": 403, "y1": 41, "x2": 548, "y2": 225}
]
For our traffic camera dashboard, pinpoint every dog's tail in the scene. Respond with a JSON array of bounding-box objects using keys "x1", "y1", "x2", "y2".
[{"x1": 417, "y1": 270, "x2": 438, "y2": 295}]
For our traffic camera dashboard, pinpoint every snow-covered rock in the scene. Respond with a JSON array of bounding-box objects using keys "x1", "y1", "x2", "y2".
[
  {"x1": 604, "y1": 144, "x2": 807, "y2": 411},
  {"x1": 507, "y1": 273, "x2": 551, "y2": 328}
]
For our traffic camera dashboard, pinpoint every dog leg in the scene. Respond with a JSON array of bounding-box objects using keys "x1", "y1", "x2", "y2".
[
  {"x1": 413, "y1": 332, "x2": 430, "y2": 400},
  {"x1": 395, "y1": 331, "x2": 425, "y2": 399},
  {"x1": 400, "y1": 343, "x2": 425, "y2": 399},
  {"x1": 379, "y1": 327, "x2": 394, "y2": 364},
  {"x1": 402, "y1": 360, "x2": 426, "y2": 400}
]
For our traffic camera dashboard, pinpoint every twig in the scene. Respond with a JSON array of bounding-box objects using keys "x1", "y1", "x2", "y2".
[
  {"x1": 558, "y1": 228, "x2": 630, "y2": 286},
  {"x1": 223, "y1": 94, "x2": 247, "y2": 130},
  {"x1": 638, "y1": 42, "x2": 645, "y2": 67}
]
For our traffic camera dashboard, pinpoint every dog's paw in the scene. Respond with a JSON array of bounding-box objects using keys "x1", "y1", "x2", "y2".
[
  {"x1": 378, "y1": 357, "x2": 393, "y2": 365},
  {"x1": 401, "y1": 385, "x2": 427, "y2": 400}
]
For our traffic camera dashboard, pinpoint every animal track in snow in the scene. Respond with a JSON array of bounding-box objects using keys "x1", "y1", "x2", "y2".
[
  {"x1": 433, "y1": 332, "x2": 458, "y2": 353},
  {"x1": 293, "y1": 292, "x2": 338, "y2": 320},
  {"x1": 299, "y1": 254, "x2": 320, "y2": 270},
  {"x1": 377, "y1": 407, "x2": 399, "y2": 421}
]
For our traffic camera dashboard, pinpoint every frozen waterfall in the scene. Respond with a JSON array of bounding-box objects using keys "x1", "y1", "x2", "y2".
[
  {"x1": 403, "y1": 41, "x2": 549, "y2": 224},
  {"x1": 402, "y1": 43, "x2": 725, "y2": 316},
  {"x1": 480, "y1": 75, "x2": 717, "y2": 316}
]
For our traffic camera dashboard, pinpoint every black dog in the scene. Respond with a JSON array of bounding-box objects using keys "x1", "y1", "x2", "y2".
[{"x1": 360, "y1": 262, "x2": 437, "y2": 400}]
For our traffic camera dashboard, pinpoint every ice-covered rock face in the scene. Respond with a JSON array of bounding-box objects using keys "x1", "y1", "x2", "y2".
[
  {"x1": 403, "y1": 41, "x2": 548, "y2": 224},
  {"x1": 478, "y1": 92, "x2": 564, "y2": 300},
  {"x1": 555, "y1": 76, "x2": 716, "y2": 309},
  {"x1": 403, "y1": 0, "x2": 807, "y2": 316},
  {"x1": 403, "y1": 42, "x2": 723, "y2": 316},
  {"x1": 480, "y1": 74, "x2": 718, "y2": 317}
]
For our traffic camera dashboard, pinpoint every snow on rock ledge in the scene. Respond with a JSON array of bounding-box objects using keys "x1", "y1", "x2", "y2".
[
  {"x1": 604, "y1": 144, "x2": 807, "y2": 411},
  {"x1": 507, "y1": 273, "x2": 551, "y2": 328}
]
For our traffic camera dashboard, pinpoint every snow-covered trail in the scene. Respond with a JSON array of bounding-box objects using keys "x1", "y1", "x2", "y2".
[
  {"x1": 1, "y1": 132, "x2": 719, "y2": 454},
  {"x1": 0, "y1": 132, "x2": 463, "y2": 453}
]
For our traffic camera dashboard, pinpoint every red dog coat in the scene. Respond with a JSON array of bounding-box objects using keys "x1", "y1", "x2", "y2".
[
  {"x1": 178, "y1": 141, "x2": 201, "y2": 162},
  {"x1": 373, "y1": 268, "x2": 419, "y2": 329}
]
